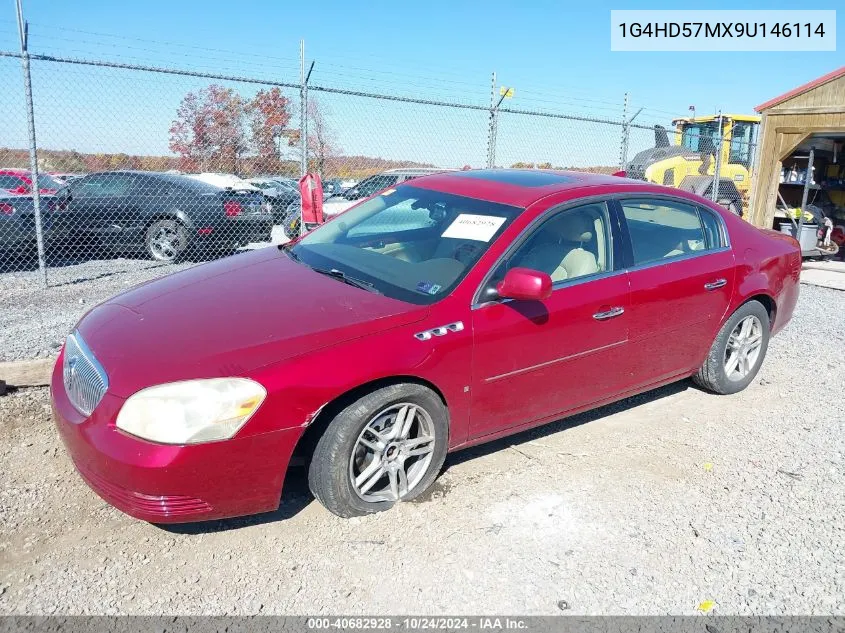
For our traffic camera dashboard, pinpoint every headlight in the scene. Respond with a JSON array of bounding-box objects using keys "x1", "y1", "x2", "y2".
[{"x1": 115, "y1": 378, "x2": 266, "y2": 445}]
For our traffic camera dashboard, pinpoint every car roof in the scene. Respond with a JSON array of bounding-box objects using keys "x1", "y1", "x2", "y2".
[
  {"x1": 406, "y1": 168, "x2": 652, "y2": 207},
  {"x1": 380, "y1": 168, "x2": 454, "y2": 176},
  {"x1": 77, "y1": 170, "x2": 218, "y2": 186}
]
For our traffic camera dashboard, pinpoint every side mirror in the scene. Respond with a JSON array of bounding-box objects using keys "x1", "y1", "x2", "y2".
[{"x1": 495, "y1": 267, "x2": 552, "y2": 301}]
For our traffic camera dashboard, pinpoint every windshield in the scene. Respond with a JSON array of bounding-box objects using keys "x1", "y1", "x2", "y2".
[
  {"x1": 680, "y1": 122, "x2": 720, "y2": 153},
  {"x1": 290, "y1": 185, "x2": 521, "y2": 305}
]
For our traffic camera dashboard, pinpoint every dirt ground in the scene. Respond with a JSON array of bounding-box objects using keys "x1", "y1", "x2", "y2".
[{"x1": 1, "y1": 284, "x2": 843, "y2": 616}]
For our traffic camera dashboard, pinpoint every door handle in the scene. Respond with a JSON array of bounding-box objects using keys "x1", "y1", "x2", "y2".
[
  {"x1": 704, "y1": 278, "x2": 727, "y2": 291},
  {"x1": 593, "y1": 306, "x2": 625, "y2": 321}
]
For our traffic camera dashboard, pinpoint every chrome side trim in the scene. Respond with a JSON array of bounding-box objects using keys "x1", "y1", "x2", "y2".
[
  {"x1": 470, "y1": 191, "x2": 734, "y2": 309},
  {"x1": 471, "y1": 196, "x2": 616, "y2": 306},
  {"x1": 624, "y1": 246, "x2": 732, "y2": 275},
  {"x1": 484, "y1": 339, "x2": 627, "y2": 383},
  {"x1": 414, "y1": 321, "x2": 464, "y2": 341}
]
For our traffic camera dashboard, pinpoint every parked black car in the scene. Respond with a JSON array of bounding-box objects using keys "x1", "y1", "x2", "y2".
[
  {"x1": 322, "y1": 178, "x2": 344, "y2": 197},
  {"x1": 51, "y1": 171, "x2": 274, "y2": 262},
  {"x1": 0, "y1": 191, "x2": 56, "y2": 264}
]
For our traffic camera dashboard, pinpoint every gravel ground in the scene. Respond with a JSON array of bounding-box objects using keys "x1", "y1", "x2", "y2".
[
  {"x1": 1, "y1": 284, "x2": 843, "y2": 615},
  {"x1": 0, "y1": 228, "x2": 287, "y2": 362}
]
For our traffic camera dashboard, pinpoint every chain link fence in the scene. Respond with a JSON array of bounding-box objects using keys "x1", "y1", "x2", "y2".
[{"x1": 0, "y1": 51, "x2": 756, "y2": 292}]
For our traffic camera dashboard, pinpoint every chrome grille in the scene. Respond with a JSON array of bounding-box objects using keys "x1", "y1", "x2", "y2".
[{"x1": 63, "y1": 331, "x2": 108, "y2": 417}]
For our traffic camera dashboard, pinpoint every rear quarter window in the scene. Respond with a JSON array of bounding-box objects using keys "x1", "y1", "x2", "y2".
[{"x1": 699, "y1": 207, "x2": 726, "y2": 249}]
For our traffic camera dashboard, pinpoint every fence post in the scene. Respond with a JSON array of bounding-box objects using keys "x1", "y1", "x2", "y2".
[
  {"x1": 299, "y1": 39, "x2": 307, "y2": 179},
  {"x1": 298, "y1": 40, "x2": 307, "y2": 238},
  {"x1": 619, "y1": 92, "x2": 629, "y2": 170},
  {"x1": 15, "y1": 0, "x2": 47, "y2": 288},
  {"x1": 711, "y1": 112, "x2": 724, "y2": 202},
  {"x1": 486, "y1": 72, "x2": 496, "y2": 168}
]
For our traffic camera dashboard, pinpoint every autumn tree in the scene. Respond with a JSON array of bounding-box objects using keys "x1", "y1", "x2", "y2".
[
  {"x1": 169, "y1": 84, "x2": 247, "y2": 173},
  {"x1": 246, "y1": 87, "x2": 293, "y2": 173}
]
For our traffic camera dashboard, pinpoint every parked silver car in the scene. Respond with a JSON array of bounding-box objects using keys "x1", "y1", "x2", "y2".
[{"x1": 322, "y1": 168, "x2": 453, "y2": 219}]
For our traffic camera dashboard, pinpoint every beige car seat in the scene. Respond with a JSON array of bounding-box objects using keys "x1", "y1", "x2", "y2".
[{"x1": 518, "y1": 212, "x2": 600, "y2": 282}]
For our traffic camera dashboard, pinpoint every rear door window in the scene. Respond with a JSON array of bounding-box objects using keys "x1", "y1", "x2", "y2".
[{"x1": 620, "y1": 198, "x2": 712, "y2": 266}]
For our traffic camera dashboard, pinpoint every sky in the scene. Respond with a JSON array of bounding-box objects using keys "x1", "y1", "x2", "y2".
[{"x1": 0, "y1": 0, "x2": 841, "y2": 169}]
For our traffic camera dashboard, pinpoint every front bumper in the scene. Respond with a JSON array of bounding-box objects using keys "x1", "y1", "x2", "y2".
[{"x1": 51, "y1": 358, "x2": 302, "y2": 523}]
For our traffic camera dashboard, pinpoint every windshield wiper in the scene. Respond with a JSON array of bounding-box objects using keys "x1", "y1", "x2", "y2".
[
  {"x1": 280, "y1": 243, "x2": 301, "y2": 261},
  {"x1": 310, "y1": 267, "x2": 381, "y2": 294}
]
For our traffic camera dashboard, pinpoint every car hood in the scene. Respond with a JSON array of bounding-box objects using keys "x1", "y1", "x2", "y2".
[{"x1": 76, "y1": 247, "x2": 428, "y2": 397}]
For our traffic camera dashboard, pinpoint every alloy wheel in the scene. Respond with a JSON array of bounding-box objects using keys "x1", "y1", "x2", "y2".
[
  {"x1": 149, "y1": 222, "x2": 186, "y2": 261},
  {"x1": 349, "y1": 403, "x2": 436, "y2": 502},
  {"x1": 724, "y1": 315, "x2": 763, "y2": 381}
]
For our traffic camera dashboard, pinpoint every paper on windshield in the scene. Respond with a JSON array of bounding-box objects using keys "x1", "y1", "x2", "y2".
[{"x1": 442, "y1": 214, "x2": 506, "y2": 242}]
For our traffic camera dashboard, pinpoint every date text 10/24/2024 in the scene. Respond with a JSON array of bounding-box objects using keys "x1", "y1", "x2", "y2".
[{"x1": 306, "y1": 617, "x2": 529, "y2": 630}]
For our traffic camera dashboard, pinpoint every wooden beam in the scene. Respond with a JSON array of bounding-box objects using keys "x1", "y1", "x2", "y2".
[
  {"x1": 0, "y1": 358, "x2": 55, "y2": 388},
  {"x1": 774, "y1": 126, "x2": 844, "y2": 135},
  {"x1": 777, "y1": 131, "x2": 814, "y2": 160},
  {"x1": 768, "y1": 106, "x2": 844, "y2": 115}
]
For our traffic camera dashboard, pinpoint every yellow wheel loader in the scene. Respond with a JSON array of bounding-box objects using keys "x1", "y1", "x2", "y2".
[{"x1": 626, "y1": 114, "x2": 760, "y2": 217}]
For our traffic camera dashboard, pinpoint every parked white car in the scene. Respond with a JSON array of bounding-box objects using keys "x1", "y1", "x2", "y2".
[
  {"x1": 246, "y1": 177, "x2": 296, "y2": 199},
  {"x1": 187, "y1": 173, "x2": 259, "y2": 192},
  {"x1": 322, "y1": 168, "x2": 453, "y2": 218}
]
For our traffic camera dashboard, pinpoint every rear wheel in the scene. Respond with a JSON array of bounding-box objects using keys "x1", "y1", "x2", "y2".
[
  {"x1": 308, "y1": 383, "x2": 448, "y2": 518},
  {"x1": 693, "y1": 300, "x2": 770, "y2": 395},
  {"x1": 145, "y1": 218, "x2": 188, "y2": 262}
]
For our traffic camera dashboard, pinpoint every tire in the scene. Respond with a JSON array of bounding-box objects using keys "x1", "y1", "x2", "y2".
[
  {"x1": 282, "y1": 204, "x2": 301, "y2": 239},
  {"x1": 145, "y1": 218, "x2": 189, "y2": 262},
  {"x1": 693, "y1": 300, "x2": 770, "y2": 395},
  {"x1": 308, "y1": 383, "x2": 449, "y2": 518}
]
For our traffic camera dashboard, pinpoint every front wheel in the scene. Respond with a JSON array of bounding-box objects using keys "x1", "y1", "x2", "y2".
[
  {"x1": 145, "y1": 218, "x2": 188, "y2": 262},
  {"x1": 308, "y1": 383, "x2": 449, "y2": 518},
  {"x1": 693, "y1": 300, "x2": 770, "y2": 395}
]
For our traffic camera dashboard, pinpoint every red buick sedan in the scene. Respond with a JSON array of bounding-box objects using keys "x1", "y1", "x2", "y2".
[{"x1": 52, "y1": 169, "x2": 801, "y2": 521}]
